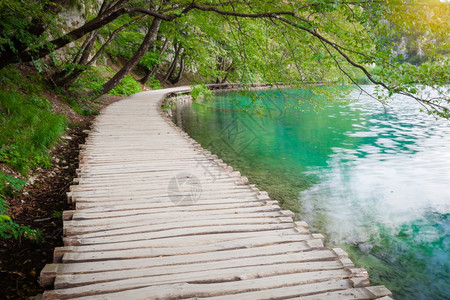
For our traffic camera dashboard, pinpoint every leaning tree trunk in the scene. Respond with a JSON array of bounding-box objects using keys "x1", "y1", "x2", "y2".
[
  {"x1": 56, "y1": 17, "x2": 142, "y2": 88},
  {"x1": 0, "y1": 0, "x2": 129, "y2": 69},
  {"x1": 139, "y1": 38, "x2": 168, "y2": 84},
  {"x1": 164, "y1": 43, "x2": 181, "y2": 83},
  {"x1": 54, "y1": 31, "x2": 98, "y2": 87},
  {"x1": 101, "y1": 17, "x2": 162, "y2": 95},
  {"x1": 220, "y1": 63, "x2": 233, "y2": 83},
  {"x1": 169, "y1": 52, "x2": 185, "y2": 84}
]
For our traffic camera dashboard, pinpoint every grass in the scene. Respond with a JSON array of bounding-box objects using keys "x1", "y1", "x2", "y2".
[
  {"x1": 0, "y1": 60, "x2": 154, "y2": 242},
  {"x1": 0, "y1": 90, "x2": 67, "y2": 174},
  {"x1": 0, "y1": 66, "x2": 67, "y2": 242},
  {"x1": 0, "y1": 89, "x2": 64, "y2": 242}
]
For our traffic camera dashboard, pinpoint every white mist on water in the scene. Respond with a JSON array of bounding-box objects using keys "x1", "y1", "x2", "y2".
[{"x1": 299, "y1": 86, "x2": 450, "y2": 246}]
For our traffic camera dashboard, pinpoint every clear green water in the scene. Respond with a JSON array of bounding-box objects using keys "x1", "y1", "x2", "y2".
[{"x1": 172, "y1": 86, "x2": 450, "y2": 300}]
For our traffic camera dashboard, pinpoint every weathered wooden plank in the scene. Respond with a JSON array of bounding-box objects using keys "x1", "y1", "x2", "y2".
[
  {"x1": 74, "y1": 196, "x2": 268, "y2": 210},
  {"x1": 71, "y1": 190, "x2": 256, "y2": 202},
  {"x1": 64, "y1": 216, "x2": 292, "y2": 237},
  {"x1": 65, "y1": 209, "x2": 287, "y2": 229},
  {"x1": 288, "y1": 286, "x2": 392, "y2": 300},
  {"x1": 200, "y1": 279, "x2": 355, "y2": 300},
  {"x1": 54, "y1": 260, "x2": 348, "y2": 289},
  {"x1": 55, "y1": 241, "x2": 326, "y2": 274},
  {"x1": 74, "y1": 198, "x2": 268, "y2": 213},
  {"x1": 71, "y1": 204, "x2": 282, "y2": 220},
  {"x1": 55, "y1": 234, "x2": 313, "y2": 262},
  {"x1": 64, "y1": 223, "x2": 300, "y2": 246},
  {"x1": 71, "y1": 179, "x2": 244, "y2": 191},
  {"x1": 60, "y1": 229, "x2": 303, "y2": 253},
  {"x1": 44, "y1": 269, "x2": 354, "y2": 299},
  {"x1": 73, "y1": 187, "x2": 250, "y2": 198},
  {"x1": 73, "y1": 191, "x2": 264, "y2": 204},
  {"x1": 66, "y1": 213, "x2": 291, "y2": 233},
  {"x1": 73, "y1": 192, "x2": 267, "y2": 205},
  {"x1": 64, "y1": 210, "x2": 287, "y2": 231}
]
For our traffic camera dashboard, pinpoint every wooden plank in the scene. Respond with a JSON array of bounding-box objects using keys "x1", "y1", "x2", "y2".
[
  {"x1": 289, "y1": 286, "x2": 392, "y2": 300},
  {"x1": 74, "y1": 196, "x2": 269, "y2": 210},
  {"x1": 74, "y1": 198, "x2": 268, "y2": 213},
  {"x1": 64, "y1": 217, "x2": 292, "y2": 237},
  {"x1": 72, "y1": 193, "x2": 266, "y2": 205},
  {"x1": 71, "y1": 204, "x2": 282, "y2": 220},
  {"x1": 64, "y1": 213, "x2": 290, "y2": 234},
  {"x1": 56, "y1": 234, "x2": 313, "y2": 262},
  {"x1": 64, "y1": 223, "x2": 300, "y2": 246},
  {"x1": 71, "y1": 190, "x2": 258, "y2": 202},
  {"x1": 71, "y1": 180, "x2": 245, "y2": 191},
  {"x1": 60, "y1": 229, "x2": 303, "y2": 253},
  {"x1": 57, "y1": 241, "x2": 325, "y2": 274},
  {"x1": 200, "y1": 279, "x2": 354, "y2": 300},
  {"x1": 64, "y1": 210, "x2": 287, "y2": 231},
  {"x1": 44, "y1": 269, "x2": 354, "y2": 299},
  {"x1": 54, "y1": 260, "x2": 347, "y2": 289}
]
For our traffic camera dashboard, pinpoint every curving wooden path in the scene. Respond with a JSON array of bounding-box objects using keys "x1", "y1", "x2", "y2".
[{"x1": 40, "y1": 88, "x2": 392, "y2": 299}]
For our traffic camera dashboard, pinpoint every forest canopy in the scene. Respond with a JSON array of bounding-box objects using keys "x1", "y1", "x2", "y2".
[{"x1": 0, "y1": 0, "x2": 448, "y2": 116}]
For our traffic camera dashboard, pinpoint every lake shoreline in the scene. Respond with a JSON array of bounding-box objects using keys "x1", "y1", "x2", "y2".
[{"x1": 168, "y1": 86, "x2": 449, "y2": 300}]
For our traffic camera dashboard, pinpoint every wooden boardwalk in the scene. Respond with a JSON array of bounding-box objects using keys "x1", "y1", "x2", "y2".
[{"x1": 40, "y1": 88, "x2": 392, "y2": 299}]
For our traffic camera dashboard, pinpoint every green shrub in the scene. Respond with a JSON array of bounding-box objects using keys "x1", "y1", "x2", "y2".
[
  {"x1": 81, "y1": 108, "x2": 100, "y2": 116},
  {"x1": 145, "y1": 75, "x2": 163, "y2": 90},
  {"x1": 190, "y1": 84, "x2": 213, "y2": 101},
  {"x1": 109, "y1": 74, "x2": 142, "y2": 96},
  {"x1": 139, "y1": 52, "x2": 159, "y2": 70},
  {"x1": 69, "y1": 66, "x2": 107, "y2": 96}
]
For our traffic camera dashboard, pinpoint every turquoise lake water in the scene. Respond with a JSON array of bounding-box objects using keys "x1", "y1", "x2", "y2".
[{"x1": 171, "y1": 86, "x2": 449, "y2": 299}]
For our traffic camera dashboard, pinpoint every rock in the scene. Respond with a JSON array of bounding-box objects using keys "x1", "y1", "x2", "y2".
[
  {"x1": 358, "y1": 243, "x2": 373, "y2": 253},
  {"x1": 62, "y1": 136, "x2": 72, "y2": 140},
  {"x1": 28, "y1": 176, "x2": 38, "y2": 185}
]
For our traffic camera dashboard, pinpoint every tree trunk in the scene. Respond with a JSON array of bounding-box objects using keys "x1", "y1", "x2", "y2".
[
  {"x1": 0, "y1": 1, "x2": 128, "y2": 69},
  {"x1": 101, "y1": 17, "x2": 162, "y2": 95},
  {"x1": 55, "y1": 17, "x2": 141, "y2": 88},
  {"x1": 54, "y1": 31, "x2": 98, "y2": 86},
  {"x1": 164, "y1": 43, "x2": 181, "y2": 82},
  {"x1": 71, "y1": 31, "x2": 97, "y2": 66},
  {"x1": 170, "y1": 53, "x2": 185, "y2": 84},
  {"x1": 220, "y1": 63, "x2": 233, "y2": 83},
  {"x1": 0, "y1": 0, "x2": 67, "y2": 68},
  {"x1": 139, "y1": 38, "x2": 168, "y2": 84}
]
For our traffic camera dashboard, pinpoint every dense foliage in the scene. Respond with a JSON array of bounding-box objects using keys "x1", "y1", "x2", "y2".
[
  {"x1": 0, "y1": 0, "x2": 448, "y2": 241},
  {"x1": 0, "y1": 0, "x2": 447, "y2": 114}
]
